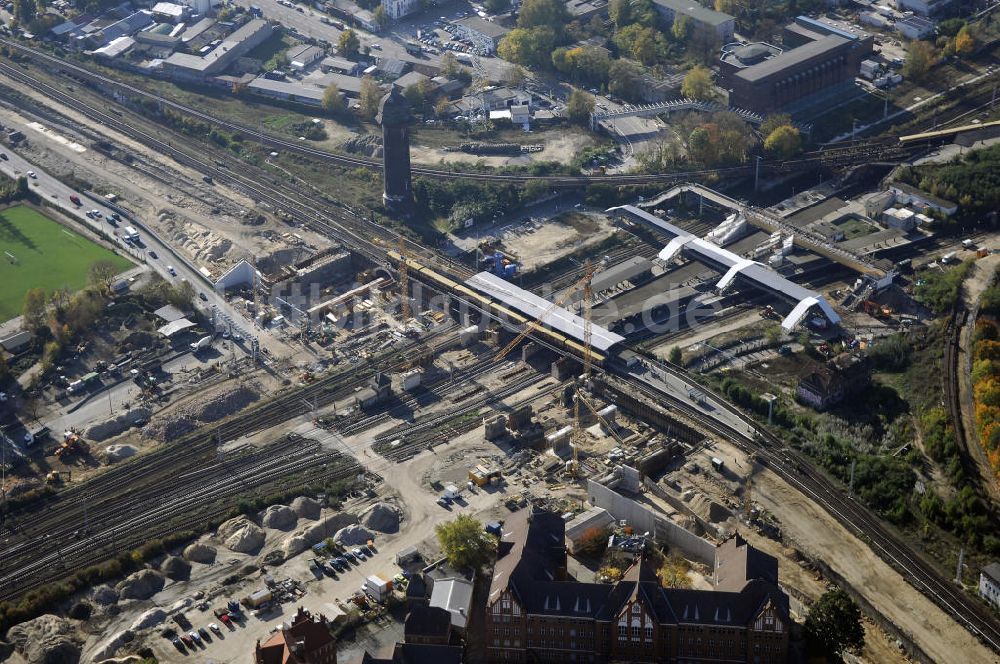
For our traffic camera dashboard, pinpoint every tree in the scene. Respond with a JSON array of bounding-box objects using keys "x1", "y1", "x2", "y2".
[
  {"x1": 763, "y1": 124, "x2": 801, "y2": 158},
  {"x1": 575, "y1": 527, "x2": 610, "y2": 557},
  {"x1": 668, "y1": 346, "x2": 682, "y2": 364},
  {"x1": 954, "y1": 25, "x2": 975, "y2": 56},
  {"x1": 659, "y1": 553, "x2": 692, "y2": 588},
  {"x1": 759, "y1": 113, "x2": 792, "y2": 139},
  {"x1": 22, "y1": 287, "x2": 47, "y2": 332},
  {"x1": 88, "y1": 260, "x2": 118, "y2": 293},
  {"x1": 498, "y1": 27, "x2": 556, "y2": 68},
  {"x1": 434, "y1": 95, "x2": 451, "y2": 117},
  {"x1": 681, "y1": 65, "x2": 713, "y2": 100},
  {"x1": 358, "y1": 76, "x2": 383, "y2": 120},
  {"x1": 373, "y1": 5, "x2": 387, "y2": 29},
  {"x1": 609, "y1": 0, "x2": 631, "y2": 26},
  {"x1": 322, "y1": 83, "x2": 345, "y2": 114},
  {"x1": 13, "y1": 0, "x2": 37, "y2": 25},
  {"x1": 804, "y1": 587, "x2": 865, "y2": 658},
  {"x1": 404, "y1": 79, "x2": 434, "y2": 109},
  {"x1": 903, "y1": 40, "x2": 936, "y2": 83},
  {"x1": 440, "y1": 51, "x2": 460, "y2": 76},
  {"x1": 687, "y1": 125, "x2": 717, "y2": 164},
  {"x1": 608, "y1": 60, "x2": 642, "y2": 101},
  {"x1": 566, "y1": 89, "x2": 595, "y2": 125},
  {"x1": 671, "y1": 14, "x2": 691, "y2": 41},
  {"x1": 435, "y1": 514, "x2": 498, "y2": 570},
  {"x1": 503, "y1": 65, "x2": 527, "y2": 89},
  {"x1": 338, "y1": 29, "x2": 360, "y2": 58},
  {"x1": 517, "y1": 0, "x2": 570, "y2": 33},
  {"x1": 484, "y1": 0, "x2": 509, "y2": 13}
]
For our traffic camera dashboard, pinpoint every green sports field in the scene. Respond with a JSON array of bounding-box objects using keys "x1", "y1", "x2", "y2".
[{"x1": 0, "y1": 205, "x2": 132, "y2": 320}]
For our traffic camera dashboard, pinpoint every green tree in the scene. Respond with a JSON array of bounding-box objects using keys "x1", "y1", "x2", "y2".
[
  {"x1": 566, "y1": 89, "x2": 595, "y2": 125},
  {"x1": 13, "y1": 0, "x2": 37, "y2": 25},
  {"x1": 681, "y1": 65, "x2": 713, "y2": 100},
  {"x1": 358, "y1": 75, "x2": 382, "y2": 120},
  {"x1": 373, "y1": 5, "x2": 387, "y2": 29},
  {"x1": 404, "y1": 79, "x2": 434, "y2": 109},
  {"x1": 322, "y1": 83, "x2": 345, "y2": 114},
  {"x1": 338, "y1": 29, "x2": 361, "y2": 58},
  {"x1": 763, "y1": 124, "x2": 801, "y2": 158},
  {"x1": 903, "y1": 40, "x2": 936, "y2": 83},
  {"x1": 484, "y1": 0, "x2": 509, "y2": 13},
  {"x1": 671, "y1": 14, "x2": 691, "y2": 41},
  {"x1": 608, "y1": 59, "x2": 642, "y2": 101},
  {"x1": 517, "y1": 0, "x2": 570, "y2": 33},
  {"x1": 759, "y1": 113, "x2": 792, "y2": 139},
  {"x1": 503, "y1": 65, "x2": 527, "y2": 88},
  {"x1": 609, "y1": 0, "x2": 631, "y2": 26},
  {"x1": 804, "y1": 587, "x2": 865, "y2": 658},
  {"x1": 22, "y1": 287, "x2": 47, "y2": 332},
  {"x1": 440, "y1": 51, "x2": 461, "y2": 76},
  {"x1": 668, "y1": 346, "x2": 682, "y2": 364},
  {"x1": 435, "y1": 514, "x2": 498, "y2": 570},
  {"x1": 498, "y1": 27, "x2": 556, "y2": 68}
]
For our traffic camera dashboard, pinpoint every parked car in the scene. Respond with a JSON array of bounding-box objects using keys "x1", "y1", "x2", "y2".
[
  {"x1": 0, "y1": 153, "x2": 7, "y2": 160},
  {"x1": 26, "y1": 170, "x2": 36, "y2": 179},
  {"x1": 189, "y1": 630, "x2": 201, "y2": 644},
  {"x1": 209, "y1": 622, "x2": 222, "y2": 635},
  {"x1": 167, "y1": 265, "x2": 176, "y2": 275},
  {"x1": 219, "y1": 613, "x2": 233, "y2": 627},
  {"x1": 198, "y1": 627, "x2": 210, "y2": 640},
  {"x1": 199, "y1": 292, "x2": 208, "y2": 301},
  {"x1": 148, "y1": 250, "x2": 157, "y2": 259}
]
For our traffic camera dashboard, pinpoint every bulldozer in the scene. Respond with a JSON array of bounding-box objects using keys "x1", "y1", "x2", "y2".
[{"x1": 54, "y1": 431, "x2": 89, "y2": 460}]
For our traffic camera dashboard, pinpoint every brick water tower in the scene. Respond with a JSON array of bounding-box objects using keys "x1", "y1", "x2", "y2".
[{"x1": 377, "y1": 87, "x2": 413, "y2": 216}]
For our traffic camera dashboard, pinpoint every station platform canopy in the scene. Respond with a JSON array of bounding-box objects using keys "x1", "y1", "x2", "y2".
[
  {"x1": 609, "y1": 205, "x2": 840, "y2": 331},
  {"x1": 157, "y1": 318, "x2": 196, "y2": 337},
  {"x1": 465, "y1": 272, "x2": 626, "y2": 352}
]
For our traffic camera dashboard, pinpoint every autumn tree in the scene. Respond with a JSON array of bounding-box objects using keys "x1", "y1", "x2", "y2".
[
  {"x1": 503, "y1": 65, "x2": 527, "y2": 88},
  {"x1": 764, "y1": 124, "x2": 802, "y2": 158},
  {"x1": 358, "y1": 76, "x2": 383, "y2": 120},
  {"x1": 13, "y1": 0, "x2": 37, "y2": 25},
  {"x1": 338, "y1": 29, "x2": 361, "y2": 58},
  {"x1": 681, "y1": 65, "x2": 713, "y2": 100},
  {"x1": 436, "y1": 514, "x2": 498, "y2": 570},
  {"x1": 760, "y1": 113, "x2": 792, "y2": 139},
  {"x1": 88, "y1": 260, "x2": 118, "y2": 293},
  {"x1": 22, "y1": 287, "x2": 47, "y2": 332},
  {"x1": 903, "y1": 40, "x2": 936, "y2": 83},
  {"x1": 373, "y1": 5, "x2": 387, "y2": 29},
  {"x1": 440, "y1": 51, "x2": 460, "y2": 76},
  {"x1": 671, "y1": 14, "x2": 691, "y2": 41},
  {"x1": 498, "y1": 27, "x2": 556, "y2": 68},
  {"x1": 322, "y1": 83, "x2": 345, "y2": 114},
  {"x1": 608, "y1": 60, "x2": 642, "y2": 101},
  {"x1": 517, "y1": 0, "x2": 570, "y2": 35},
  {"x1": 575, "y1": 527, "x2": 610, "y2": 557},
  {"x1": 804, "y1": 587, "x2": 865, "y2": 658},
  {"x1": 954, "y1": 25, "x2": 975, "y2": 56},
  {"x1": 659, "y1": 553, "x2": 692, "y2": 588},
  {"x1": 566, "y1": 89, "x2": 595, "y2": 125}
]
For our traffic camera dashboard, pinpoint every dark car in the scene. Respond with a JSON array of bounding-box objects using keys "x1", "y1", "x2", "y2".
[
  {"x1": 199, "y1": 292, "x2": 208, "y2": 301},
  {"x1": 148, "y1": 250, "x2": 157, "y2": 259},
  {"x1": 343, "y1": 551, "x2": 357, "y2": 563},
  {"x1": 171, "y1": 636, "x2": 186, "y2": 651}
]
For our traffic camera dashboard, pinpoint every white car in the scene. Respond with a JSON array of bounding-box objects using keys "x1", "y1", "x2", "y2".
[
  {"x1": 167, "y1": 265, "x2": 177, "y2": 276},
  {"x1": 371, "y1": 43, "x2": 381, "y2": 50},
  {"x1": 26, "y1": 170, "x2": 36, "y2": 179}
]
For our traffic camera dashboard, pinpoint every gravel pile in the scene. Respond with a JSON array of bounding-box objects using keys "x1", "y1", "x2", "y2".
[
  {"x1": 302, "y1": 513, "x2": 358, "y2": 546},
  {"x1": 291, "y1": 496, "x2": 321, "y2": 520},
  {"x1": 129, "y1": 608, "x2": 167, "y2": 631},
  {"x1": 160, "y1": 556, "x2": 192, "y2": 580},
  {"x1": 333, "y1": 524, "x2": 375, "y2": 546},
  {"x1": 341, "y1": 134, "x2": 382, "y2": 156},
  {"x1": 361, "y1": 502, "x2": 401, "y2": 533},
  {"x1": 91, "y1": 585, "x2": 119, "y2": 606},
  {"x1": 103, "y1": 444, "x2": 138, "y2": 463},
  {"x1": 143, "y1": 385, "x2": 260, "y2": 441},
  {"x1": 217, "y1": 516, "x2": 266, "y2": 554},
  {"x1": 260, "y1": 504, "x2": 297, "y2": 530}
]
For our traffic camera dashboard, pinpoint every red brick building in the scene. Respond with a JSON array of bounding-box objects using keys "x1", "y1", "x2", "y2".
[
  {"x1": 255, "y1": 607, "x2": 338, "y2": 664},
  {"x1": 486, "y1": 511, "x2": 789, "y2": 663}
]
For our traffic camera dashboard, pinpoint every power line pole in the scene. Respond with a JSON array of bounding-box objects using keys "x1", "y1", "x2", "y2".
[
  {"x1": 848, "y1": 459, "x2": 856, "y2": 496},
  {"x1": 955, "y1": 547, "x2": 965, "y2": 585}
]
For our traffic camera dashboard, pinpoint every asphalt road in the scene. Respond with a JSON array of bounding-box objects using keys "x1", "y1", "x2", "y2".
[{"x1": 0, "y1": 142, "x2": 255, "y2": 342}]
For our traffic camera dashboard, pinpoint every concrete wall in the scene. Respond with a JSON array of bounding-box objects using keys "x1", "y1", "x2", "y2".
[{"x1": 587, "y1": 480, "x2": 716, "y2": 565}]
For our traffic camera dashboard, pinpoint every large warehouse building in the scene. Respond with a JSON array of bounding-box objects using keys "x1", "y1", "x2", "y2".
[{"x1": 720, "y1": 16, "x2": 872, "y2": 115}]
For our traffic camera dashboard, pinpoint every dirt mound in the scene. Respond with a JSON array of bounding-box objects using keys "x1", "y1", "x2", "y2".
[
  {"x1": 183, "y1": 542, "x2": 217, "y2": 564},
  {"x1": 169, "y1": 218, "x2": 234, "y2": 264},
  {"x1": 682, "y1": 490, "x2": 733, "y2": 524},
  {"x1": 218, "y1": 516, "x2": 266, "y2": 553},
  {"x1": 160, "y1": 555, "x2": 192, "y2": 581},
  {"x1": 115, "y1": 569, "x2": 165, "y2": 600},
  {"x1": 7, "y1": 614, "x2": 79, "y2": 664},
  {"x1": 91, "y1": 631, "x2": 134, "y2": 662},
  {"x1": 143, "y1": 385, "x2": 260, "y2": 442},
  {"x1": 91, "y1": 585, "x2": 119, "y2": 606},
  {"x1": 360, "y1": 502, "x2": 401, "y2": 533},
  {"x1": 87, "y1": 409, "x2": 151, "y2": 442},
  {"x1": 302, "y1": 512, "x2": 358, "y2": 545},
  {"x1": 291, "y1": 496, "x2": 321, "y2": 520},
  {"x1": 260, "y1": 504, "x2": 297, "y2": 530},
  {"x1": 333, "y1": 524, "x2": 375, "y2": 546}
]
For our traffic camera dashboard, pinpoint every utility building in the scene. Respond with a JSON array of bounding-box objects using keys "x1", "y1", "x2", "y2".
[{"x1": 377, "y1": 87, "x2": 413, "y2": 216}]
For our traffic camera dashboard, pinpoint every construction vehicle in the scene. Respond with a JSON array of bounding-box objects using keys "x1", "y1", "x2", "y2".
[
  {"x1": 45, "y1": 470, "x2": 71, "y2": 484},
  {"x1": 759, "y1": 305, "x2": 779, "y2": 320},
  {"x1": 54, "y1": 431, "x2": 89, "y2": 459},
  {"x1": 860, "y1": 300, "x2": 893, "y2": 319}
]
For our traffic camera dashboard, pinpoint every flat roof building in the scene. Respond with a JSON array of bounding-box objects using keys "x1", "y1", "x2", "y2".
[
  {"x1": 247, "y1": 78, "x2": 325, "y2": 106},
  {"x1": 652, "y1": 0, "x2": 734, "y2": 43},
  {"x1": 453, "y1": 16, "x2": 510, "y2": 54},
  {"x1": 162, "y1": 18, "x2": 272, "y2": 79}
]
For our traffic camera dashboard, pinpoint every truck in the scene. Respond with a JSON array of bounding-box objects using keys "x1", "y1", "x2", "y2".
[
  {"x1": 962, "y1": 238, "x2": 975, "y2": 249},
  {"x1": 122, "y1": 226, "x2": 139, "y2": 242},
  {"x1": 190, "y1": 335, "x2": 212, "y2": 352},
  {"x1": 404, "y1": 41, "x2": 422, "y2": 56}
]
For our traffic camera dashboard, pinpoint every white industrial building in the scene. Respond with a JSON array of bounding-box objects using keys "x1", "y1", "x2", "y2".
[
  {"x1": 382, "y1": 0, "x2": 418, "y2": 20},
  {"x1": 981, "y1": 563, "x2": 1000, "y2": 610}
]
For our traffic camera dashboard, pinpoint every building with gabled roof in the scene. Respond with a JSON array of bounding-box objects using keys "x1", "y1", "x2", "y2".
[
  {"x1": 254, "y1": 607, "x2": 337, "y2": 664},
  {"x1": 486, "y1": 509, "x2": 789, "y2": 663}
]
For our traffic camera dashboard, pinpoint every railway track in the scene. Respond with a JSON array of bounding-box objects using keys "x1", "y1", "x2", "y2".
[
  {"x1": 618, "y1": 362, "x2": 1000, "y2": 656},
  {"x1": 0, "y1": 437, "x2": 360, "y2": 601}
]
